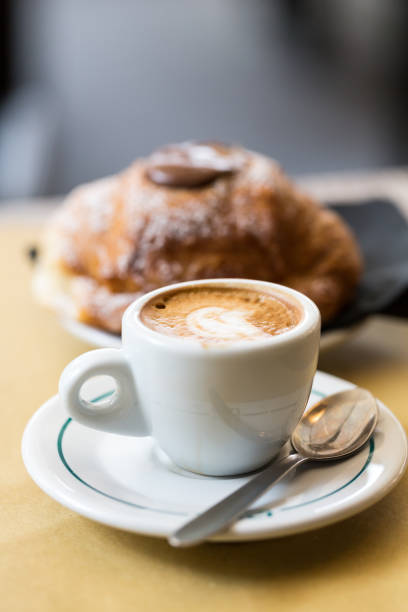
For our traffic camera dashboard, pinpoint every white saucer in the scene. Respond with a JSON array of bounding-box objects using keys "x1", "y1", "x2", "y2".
[
  {"x1": 22, "y1": 371, "x2": 407, "y2": 542},
  {"x1": 62, "y1": 317, "x2": 122, "y2": 348},
  {"x1": 61, "y1": 316, "x2": 362, "y2": 351}
]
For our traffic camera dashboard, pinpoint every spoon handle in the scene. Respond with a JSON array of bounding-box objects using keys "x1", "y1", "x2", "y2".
[{"x1": 169, "y1": 452, "x2": 307, "y2": 547}]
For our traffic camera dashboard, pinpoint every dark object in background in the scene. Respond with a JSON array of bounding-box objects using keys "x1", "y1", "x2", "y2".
[
  {"x1": 0, "y1": 0, "x2": 12, "y2": 100},
  {"x1": 27, "y1": 245, "x2": 39, "y2": 262},
  {"x1": 325, "y1": 200, "x2": 408, "y2": 330}
]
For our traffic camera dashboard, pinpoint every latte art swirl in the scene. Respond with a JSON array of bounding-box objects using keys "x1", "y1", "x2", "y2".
[
  {"x1": 140, "y1": 285, "x2": 301, "y2": 346},
  {"x1": 186, "y1": 307, "x2": 268, "y2": 341}
]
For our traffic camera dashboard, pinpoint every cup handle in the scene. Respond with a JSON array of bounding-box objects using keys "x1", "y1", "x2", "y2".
[{"x1": 58, "y1": 348, "x2": 150, "y2": 436}]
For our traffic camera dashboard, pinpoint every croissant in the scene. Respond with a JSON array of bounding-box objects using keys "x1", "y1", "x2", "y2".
[{"x1": 37, "y1": 142, "x2": 362, "y2": 333}]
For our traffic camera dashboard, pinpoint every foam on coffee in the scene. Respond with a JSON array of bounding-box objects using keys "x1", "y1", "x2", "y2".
[{"x1": 140, "y1": 285, "x2": 301, "y2": 345}]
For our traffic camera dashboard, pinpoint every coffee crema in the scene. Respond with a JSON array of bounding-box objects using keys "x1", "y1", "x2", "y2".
[{"x1": 140, "y1": 286, "x2": 301, "y2": 345}]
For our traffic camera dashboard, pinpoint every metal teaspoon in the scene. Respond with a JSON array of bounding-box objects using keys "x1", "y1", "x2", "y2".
[{"x1": 169, "y1": 387, "x2": 378, "y2": 547}]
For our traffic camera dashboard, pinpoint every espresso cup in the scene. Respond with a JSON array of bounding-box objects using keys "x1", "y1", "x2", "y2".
[{"x1": 59, "y1": 279, "x2": 320, "y2": 476}]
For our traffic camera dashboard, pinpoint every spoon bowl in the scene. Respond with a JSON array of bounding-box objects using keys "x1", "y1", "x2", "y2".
[{"x1": 292, "y1": 387, "x2": 378, "y2": 460}]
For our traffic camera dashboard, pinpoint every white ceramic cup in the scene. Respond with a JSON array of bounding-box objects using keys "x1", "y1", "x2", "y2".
[{"x1": 59, "y1": 279, "x2": 320, "y2": 476}]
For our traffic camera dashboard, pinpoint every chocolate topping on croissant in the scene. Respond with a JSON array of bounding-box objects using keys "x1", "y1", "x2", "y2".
[
  {"x1": 43, "y1": 143, "x2": 362, "y2": 333},
  {"x1": 146, "y1": 142, "x2": 243, "y2": 187}
]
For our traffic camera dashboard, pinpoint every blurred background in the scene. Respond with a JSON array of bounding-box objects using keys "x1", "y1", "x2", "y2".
[{"x1": 1, "y1": 0, "x2": 408, "y2": 199}]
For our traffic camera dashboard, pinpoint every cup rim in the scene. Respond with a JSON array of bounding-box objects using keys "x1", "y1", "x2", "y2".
[{"x1": 122, "y1": 278, "x2": 321, "y2": 354}]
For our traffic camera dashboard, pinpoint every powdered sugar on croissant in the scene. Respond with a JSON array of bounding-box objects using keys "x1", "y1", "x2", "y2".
[{"x1": 40, "y1": 142, "x2": 362, "y2": 332}]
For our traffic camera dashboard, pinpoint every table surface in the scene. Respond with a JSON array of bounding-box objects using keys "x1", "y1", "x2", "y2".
[{"x1": 2, "y1": 171, "x2": 408, "y2": 612}]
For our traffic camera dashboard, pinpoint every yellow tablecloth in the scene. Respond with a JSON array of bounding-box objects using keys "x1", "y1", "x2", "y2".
[{"x1": 2, "y1": 223, "x2": 408, "y2": 612}]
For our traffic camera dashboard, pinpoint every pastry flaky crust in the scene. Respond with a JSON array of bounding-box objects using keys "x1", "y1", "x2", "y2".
[{"x1": 43, "y1": 145, "x2": 362, "y2": 333}]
